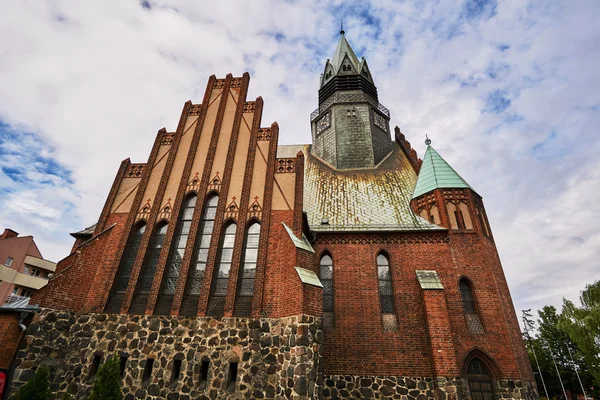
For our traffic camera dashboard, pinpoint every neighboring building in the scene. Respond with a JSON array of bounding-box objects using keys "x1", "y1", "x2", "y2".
[
  {"x1": 0, "y1": 228, "x2": 56, "y2": 305},
  {"x1": 7, "y1": 31, "x2": 537, "y2": 399}
]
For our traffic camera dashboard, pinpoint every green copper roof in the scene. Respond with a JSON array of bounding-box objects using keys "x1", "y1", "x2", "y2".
[{"x1": 411, "y1": 146, "x2": 474, "y2": 199}]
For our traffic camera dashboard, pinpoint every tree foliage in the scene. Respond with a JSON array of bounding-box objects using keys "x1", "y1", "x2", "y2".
[
  {"x1": 522, "y1": 282, "x2": 600, "y2": 399},
  {"x1": 87, "y1": 354, "x2": 123, "y2": 400},
  {"x1": 559, "y1": 280, "x2": 600, "y2": 386},
  {"x1": 14, "y1": 366, "x2": 52, "y2": 400}
]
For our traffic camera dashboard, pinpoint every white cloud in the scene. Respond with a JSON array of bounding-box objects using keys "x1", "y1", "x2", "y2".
[{"x1": 0, "y1": 0, "x2": 598, "y2": 315}]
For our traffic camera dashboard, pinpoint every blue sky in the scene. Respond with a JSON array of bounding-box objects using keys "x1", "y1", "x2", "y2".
[{"x1": 0, "y1": 0, "x2": 598, "y2": 314}]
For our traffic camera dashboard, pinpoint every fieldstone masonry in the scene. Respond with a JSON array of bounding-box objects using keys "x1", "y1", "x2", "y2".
[
  {"x1": 321, "y1": 376, "x2": 537, "y2": 400},
  {"x1": 10, "y1": 309, "x2": 322, "y2": 399}
]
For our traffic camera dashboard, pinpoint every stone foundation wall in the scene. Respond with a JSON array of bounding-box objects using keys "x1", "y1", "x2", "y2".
[
  {"x1": 322, "y1": 375, "x2": 538, "y2": 400},
  {"x1": 10, "y1": 309, "x2": 322, "y2": 399}
]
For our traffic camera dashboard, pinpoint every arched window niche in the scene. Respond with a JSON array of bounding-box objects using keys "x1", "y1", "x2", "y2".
[
  {"x1": 320, "y1": 252, "x2": 334, "y2": 331},
  {"x1": 178, "y1": 193, "x2": 219, "y2": 316},
  {"x1": 129, "y1": 221, "x2": 168, "y2": 314},
  {"x1": 104, "y1": 221, "x2": 146, "y2": 313},
  {"x1": 154, "y1": 193, "x2": 197, "y2": 315},
  {"x1": 377, "y1": 252, "x2": 397, "y2": 332},
  {"x1": 459, "y1": 277, "x2": 485, "y2": 334},
  {"x1": 207, "y1": 221, "x2": 237, "y2": 318},
  {"x1": 233, "y1": 220, "x2": 260, "y2": 317},
  {"x1": 463, "y1": 351, "x2": 500, "y2": 400}
]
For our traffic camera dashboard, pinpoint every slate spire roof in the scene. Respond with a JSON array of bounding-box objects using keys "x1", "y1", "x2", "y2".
[
  {"x1": 320, "y1": 30, "x2": 374, "y2": 88},
  {"x1": 330, "y1": 30, "x2": 361, "y2": 73},
  {"x1": 412, "y1": 145, "x2": 474, "y2": 199}
]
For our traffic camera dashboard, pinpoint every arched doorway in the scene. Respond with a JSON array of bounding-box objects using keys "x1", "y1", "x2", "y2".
[{"x1": 466, "y1": 357, "x2": 495, "y2": 400}]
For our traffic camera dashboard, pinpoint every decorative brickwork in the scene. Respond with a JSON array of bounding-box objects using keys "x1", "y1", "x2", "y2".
[
  {"x1": 188, "y1": 104, "x2": 202, "y2": 115},
  {"x1": 394, "y1": 126, "x2": 423, "y2": 173},
  {"x1": 126, "y1": 163, "x2": 145, "y2": 178},
  {"x1": 257, "y1": 128, "x2": 271, "y2": 141},
  {"x1": 161, "y1": 132, "x2": 175, "y2": 145},
  {"x1": 243, "y1": 101, "x2": 256, "y2": 113},
  {"x1": 276, "y1": 158, "x2": 295, "y2": 173}
]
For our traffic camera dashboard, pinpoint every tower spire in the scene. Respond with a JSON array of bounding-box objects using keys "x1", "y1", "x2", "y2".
[{"x1": 340, "y1": 21, "x2": 345, "y2": 35}]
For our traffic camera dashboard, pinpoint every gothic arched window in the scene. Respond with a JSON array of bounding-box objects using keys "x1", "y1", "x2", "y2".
[
  {"x1": 460, "y1": 278, "x2": 484, "y2": 333},
  {"x1": 377, "y1": 252, "x2": 397, "y2": 331},
  {"x1": 466, "y1": 358, "x2": 494, "y2": 400},
  {"x1": 233, "y1": 221, "x2": 260, "y2": 317},
  {"x1": 320, "y1": 253, "x2": 334, "y2": 330},
  {"x1": 179, "y1": 194, "x2": 219, "y2": 316},
  {"x1": 129, "y1": 222, "x2": 168, "y2": 314},
  {"x1": 154, "y1": 194, "x2": 197, "y2": 315},
  {"x1": 105, "y1": 221, "x2": 146, "y2": 313},
  {"x1": 207, "y1": 222, "x2": 237, "y2": 318}
]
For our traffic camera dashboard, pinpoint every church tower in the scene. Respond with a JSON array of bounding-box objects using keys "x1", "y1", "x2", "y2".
[{"x1": 310, "y1": 28, "x2": 394, "y2": 169}]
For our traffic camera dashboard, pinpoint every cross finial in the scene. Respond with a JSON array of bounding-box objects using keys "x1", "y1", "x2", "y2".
[
  {"x1": 425, "y1": 135, "x2": 432, "y2": 146},
  {"x1": 340, "y1": 21, "x2": 345, "y2": 35}
]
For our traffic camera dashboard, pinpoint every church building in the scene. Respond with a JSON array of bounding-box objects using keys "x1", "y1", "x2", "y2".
[{"x1": 5, "y1": 30, "x2": 537, "y2": 399}]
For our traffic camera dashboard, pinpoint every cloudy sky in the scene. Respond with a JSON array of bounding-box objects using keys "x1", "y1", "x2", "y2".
[{"x1": 0, "y1": 0, "x2": 598, "y2": 316}]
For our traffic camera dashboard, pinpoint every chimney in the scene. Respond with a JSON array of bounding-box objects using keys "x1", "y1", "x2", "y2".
[{"x1": 0, "y1": 229, "x2": 19, "y2": 239}]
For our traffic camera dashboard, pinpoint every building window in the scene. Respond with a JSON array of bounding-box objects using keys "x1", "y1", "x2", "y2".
[
  {"x1": 460, "y1": 278, "x2": 485, "y2": 333},
  {"x1": 207, "y1": 222, "x2": 237, "y2": 318},
  {"x1": 143, "y1": 358, "x2": 154, "y2": 383},
  {"x1": 377, "y1": 252, "x2": 397, "y2": 331},
  {"x1": 5, "y1": 257, "x2": 13, "y2": 266},
  {"x1": 227, "y1": 362, "x2": 238, "y2": 393},
  {"x1": 89, "y1": 353, "x2": 103, "y2": 380},
  {"x1": 233, "y1": 221, "x2": 260, "y2": 316},
  {"x1": 171, "y1": 359, "x2": 182, "y2": 382},
  {"x1": 129, "y1": 222, "x2": 168, "y2": 314},
  {"x1": 104, "y1": 222, "x2": 146, "y2": 313},
  {"x1": 154, "y1": 194, "x2": 197, "y2": 315},
  {"x1": 320, "y1": 253, "x2": 334, "y2": 331},
  {"x1": 466, "y1": 358, "x2": 494, "y2": 400},
  {"x1": 179, "y1": 194, "x2": 219, "y2": 316},
  {"x1": 199, "y1": 359, "x2": 210, "y2": 390},
  {"x1": 119, "y1": 354, "x2": 129, "y2": 378}
]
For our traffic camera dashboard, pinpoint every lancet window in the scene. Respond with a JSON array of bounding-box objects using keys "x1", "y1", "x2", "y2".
[
  {"x1": 233, "y1": 221, "x2": 260, "y2": 316},
  {"x1": 104, "y1": 221, "x2": 146, "y2": 313},
  {"x1": 179, "y1": 194, "x2": 219, "y2": 316},
  {"x1": 320, "y1": 253, "x2": 334, "y2": 330},
  {"x1": 460, "y1": 278, "x2": 485, "y2": 333},
  {"x1": 377, "y1": 252, "x2": 397, "y2": 331},
  {"x1": 207, "y1": 222, "x2": 237, "y2": 317},
  {"x1": 129, "y1": 222, "x2": 168, "y2": 314},
  {"x1": 154, "y1": 194, "x2": 197, "y2": 315}
]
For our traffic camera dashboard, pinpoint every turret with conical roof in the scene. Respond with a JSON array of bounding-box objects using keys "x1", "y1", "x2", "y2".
[
  {"x1": 411, "y1": 142, "x2": 493, "y2": 238},
  {"x1": 310, "y1": 29, "x2": 393, "y2": 170}
]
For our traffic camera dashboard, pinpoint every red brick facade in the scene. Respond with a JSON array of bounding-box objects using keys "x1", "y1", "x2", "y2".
[{"x1": 0, "y1": 313, "x2": 23, "y2": 369}]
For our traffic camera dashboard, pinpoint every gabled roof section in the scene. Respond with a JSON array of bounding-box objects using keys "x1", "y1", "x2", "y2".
[
  {"x1": 330, "y1": 32, "x2": 361, "y2": 74},
  {"x1": 412, "y1": 146, "x2": 474, "y2": 199}
]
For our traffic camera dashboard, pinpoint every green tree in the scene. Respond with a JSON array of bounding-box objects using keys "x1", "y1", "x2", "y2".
[
  {"x1": 87, "y1": 354, "x2": 123, "y2": 400},
  {"x1": 559, "y1": 280, "x2": 600, "y2": 387},
  {"x1": 522, "y1": 306, "x2": 596, "y2": 399},
  {"x1": 14, "y1": 366, "x2": 52, "y2": 400}
]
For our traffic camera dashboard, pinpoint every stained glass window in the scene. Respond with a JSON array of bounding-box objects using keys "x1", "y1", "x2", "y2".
[{"x1": 207, "y1": 222, "x2": 237, "y2": 317}]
